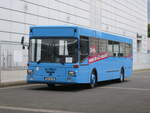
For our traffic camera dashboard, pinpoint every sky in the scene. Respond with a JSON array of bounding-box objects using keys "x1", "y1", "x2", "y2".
[{"x1": 148, "y1": 0, "x2": 150, "y2": 23}]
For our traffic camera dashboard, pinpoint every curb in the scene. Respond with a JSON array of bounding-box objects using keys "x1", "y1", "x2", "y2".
[
  {"x1": 0, "y1": 81, "x2": 27, "y2": 88},
  {"x1": 133, "y1": 68, "x2": 150, "y2": 72}
]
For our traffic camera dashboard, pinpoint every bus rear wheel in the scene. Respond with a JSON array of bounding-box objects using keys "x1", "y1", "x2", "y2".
[
  {"x1": 119, "y1": 69, "x2": 125, "y2": 82},
  {"x1": 88, "y1": 73, "x2": 97, "y2": 88}
]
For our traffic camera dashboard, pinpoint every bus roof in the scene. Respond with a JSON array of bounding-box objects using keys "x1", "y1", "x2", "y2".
[{"x1": 30, "y1": 25, "x2": 132, "y2": 44}]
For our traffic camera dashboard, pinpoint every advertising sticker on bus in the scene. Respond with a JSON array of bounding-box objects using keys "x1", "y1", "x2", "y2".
[
  {"x1": 90, "y1": 45, "x2": 97, "y2": 55},
  {"x1": 88, "y1": 46, "x2": 108, "y2": 64}
]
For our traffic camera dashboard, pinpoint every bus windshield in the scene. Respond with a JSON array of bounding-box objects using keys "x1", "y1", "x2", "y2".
[{"x1": 29, "y1": 38, "x2": 78, "y2": 63}]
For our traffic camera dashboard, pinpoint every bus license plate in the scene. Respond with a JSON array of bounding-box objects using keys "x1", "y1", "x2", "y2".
[{"x1": 44, "y1": 77, "x2": 56, "y2": 81}]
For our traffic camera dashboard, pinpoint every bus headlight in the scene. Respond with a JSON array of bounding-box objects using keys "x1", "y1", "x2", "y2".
[
  {"x1": 27, "y1": 69, "x2": 33, "y2": 75},
  {"x1": 68, "y1": 71, "x2": 76, "y2": 76}
]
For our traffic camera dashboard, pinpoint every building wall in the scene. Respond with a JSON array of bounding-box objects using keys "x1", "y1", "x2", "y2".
[
  {"x1": 95, "y1": 0, "x2": 149, "y2": 70},
  {"x1": 0, "y1": 0, "x2": 149, "y2": 83}
]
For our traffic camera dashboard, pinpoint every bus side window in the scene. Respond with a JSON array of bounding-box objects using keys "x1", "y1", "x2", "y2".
[
  {"x1": 108, "y1": 41, "x2": 113, "y2": 56},
  {"x1": 119, "y1": 43, "x2": 126, "y2": 57},
  {"x1": 99, "y1": 39, "x2": 107, "y2": 53},
  {"x1": 89, "y1": 38, "x2": 98, "y2": 56},
  {"x1": 113, "y1": 41, "x2": 119, "y2": 57},
  {"x1": 125, "y1": 43, "x2": 132, "y2": 57},
  {"x1": 129, "y1": 44, "x2": 132, "y2": 56},
  {"x1": 80, "y1": 36, "x2": 89, "y2": 62}
]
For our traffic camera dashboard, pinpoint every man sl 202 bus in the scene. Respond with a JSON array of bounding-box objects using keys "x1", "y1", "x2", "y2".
[{"x1": 25, "y1": 26, "x2": 133, "y2": 88}]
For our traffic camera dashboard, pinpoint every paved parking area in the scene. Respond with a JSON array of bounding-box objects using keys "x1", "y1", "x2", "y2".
[{"x1": 0, "y1": 70, "x2": 150, "y2": 113}]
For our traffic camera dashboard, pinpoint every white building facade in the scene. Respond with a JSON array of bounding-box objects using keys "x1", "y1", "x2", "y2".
[{"x1": 0, "y1": 0, "x2": 149, "y2": 84}]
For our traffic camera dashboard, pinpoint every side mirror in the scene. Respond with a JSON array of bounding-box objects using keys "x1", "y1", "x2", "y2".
[
  {"x1": 21, "y1": 36, "x2": 29, "y2": 50},
  {"x1": 21, "y1": 36, "x2": 25, "y2": 49},
  {"x1": 22, "y1": 46, "x2": 25, "y2": 49}
]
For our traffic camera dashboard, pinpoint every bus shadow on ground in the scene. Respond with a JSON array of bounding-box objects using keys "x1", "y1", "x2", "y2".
[{"x1": 28, "y1": 80, "x2": 129, "y2": 92}]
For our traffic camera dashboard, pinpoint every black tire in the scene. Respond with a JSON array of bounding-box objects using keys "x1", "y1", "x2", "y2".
[
  {"x1": 47, "y1": 84, "x2": 56, "y2": 89},
  {"x1": 119, "y1": 69, "x2": 125, "y2": 82},
  {"x1": 88, "y1": 72, "x2": 97, "y2": 88}
]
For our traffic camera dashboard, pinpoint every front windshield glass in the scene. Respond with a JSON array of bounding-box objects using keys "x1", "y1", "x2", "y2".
[{"x1": 29, "y1": 38, "x2": 78, "y2": 63}]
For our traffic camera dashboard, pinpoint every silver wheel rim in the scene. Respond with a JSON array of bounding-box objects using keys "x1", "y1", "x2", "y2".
[{"x1": 91, "y1": 74, "x2": 96, "y2": 88}]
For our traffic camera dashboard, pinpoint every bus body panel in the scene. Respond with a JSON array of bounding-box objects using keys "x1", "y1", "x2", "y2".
[
  {"x1": 78, "y1": 27, "x2": 96, "y2": 38},
  {"x1": 28, "y1": 63, "x2": 79, "y2": 84},
  {"x1": 101, "y1": 32, "x2": 132, "y2": 44},
  {"x1": 30, "y1": 26, "x2": 79, "y2": 38}
]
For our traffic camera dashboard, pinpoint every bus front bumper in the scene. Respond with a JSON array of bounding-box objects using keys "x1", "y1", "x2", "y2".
[{"x1": 27, "y1": 75, "x2": 83, "y2": 84}]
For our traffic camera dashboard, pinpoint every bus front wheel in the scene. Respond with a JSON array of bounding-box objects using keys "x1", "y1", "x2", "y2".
[{"x1": 47, "y1": 84, "x2": 55, "y2": 89}]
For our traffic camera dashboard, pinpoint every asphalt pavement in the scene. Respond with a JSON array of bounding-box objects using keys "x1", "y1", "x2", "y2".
[{"x1": 0, "y1": 70, "x2": 150, "y2": 113}]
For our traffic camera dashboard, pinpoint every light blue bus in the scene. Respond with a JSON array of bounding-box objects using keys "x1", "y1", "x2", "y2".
[{"x1": 26, "y1": 26, "x2": 133, "y2": 88}]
